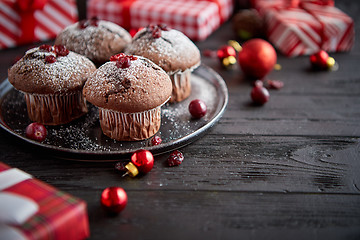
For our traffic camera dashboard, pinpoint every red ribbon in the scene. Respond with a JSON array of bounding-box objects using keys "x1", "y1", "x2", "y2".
[
  {"x1": 113, "y1": 0, "x2": 135, "y2": 29},
  {"x1": 16, "y1": 0, "x2": 48, "y2": 45}
]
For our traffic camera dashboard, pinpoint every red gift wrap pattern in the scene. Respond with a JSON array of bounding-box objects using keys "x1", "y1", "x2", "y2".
[
  {"x1": 252, "y1": 0, "x2": 354, "y2": 56},
  {"x1": 0, "y1": 162, "x2": 89, "y2": 240},
  {"x1": 87, "y1": 0, "x2": 233, "y2": 41},
  {"x1": 0, "y1": 0, "x2": 78, "y2": 50}
]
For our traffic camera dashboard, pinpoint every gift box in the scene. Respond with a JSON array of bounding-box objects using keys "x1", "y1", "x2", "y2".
[
  {"x1": 0, "y1": 0, "x2": 78, "y2": 50},
  {"x1": 87, "y1": 0, "x2": 234, "y2": 41},
  {"x1": 0, "y1": 162, "x2": 89, "y2": 240},
  {"x1": 252, "y1": 0, "x2": 354, "y2": 56}
]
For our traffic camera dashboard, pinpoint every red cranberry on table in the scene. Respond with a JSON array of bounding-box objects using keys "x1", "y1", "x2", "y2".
[
  {"x1": 251, "y1": 83, "x2": 270, "y2": 105},
  {"x1": 189, "y1": 99, "x2": 207, "y2": 119},
  {"x1": 25, "y1": 123, "x2": 47, "y2": 142},
  {"x1": 167, "y1": 150, "x2": 184, "y2": 167}
]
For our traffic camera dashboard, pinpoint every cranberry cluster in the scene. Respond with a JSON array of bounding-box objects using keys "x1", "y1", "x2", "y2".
[
  {"x1": 39, "y1": 44, "x2": 69, "y2": 64},
  {"x1": 110, "y1": 53, "x2": 137, "y2": 68},
  {"x1": 78, "y1": 17, "x2": 99, "y2": 29},
  {"x1": 147, "y1": 23, "x2": 170, "y2": 38}
]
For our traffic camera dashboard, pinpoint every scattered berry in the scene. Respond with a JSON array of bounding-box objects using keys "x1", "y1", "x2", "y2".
[
  {"x1": 116, "y1": 57, "x2": 131, "y2": 68},
  {"x1": 151, "y1": 135, "x2": 162, "y2": 146},
  {"x1": 152, "y1": 29, "x2": 162, "y2": 38},
  {"x1": 114, "y1": 162, "x2": 127, "y2": 172},
  {"x1": 148, "y1": 24, "x2": 169, "y2": 38},
  {"x1": 251, "y1": 85, "x2": 270, "y2": 105},
  {"x1": 78, "y1": 19, "x2": 88, "y2": 29},
  {"x1": 25, "y1": 122, "x2": 47, "y2": 142},
  {"x1": 267, "y1": 79, "x2": 284, "y2": 90},
  {"x1": 110, "y1": 53, "x2": 137, "y2": 68},
  {"x1": 45, "y1": 55, "x2": 56, "y2": 64},
  {"x1": 39, "y1": 44, "x2": 53, "y2": 52},
  {"x1": 54, "y1": 45, "x2": 69, "y2": 57},
  {"x1": 78, "y1": 17, "x2": 99, "y2": 29},
  {"x1": 189, "y1": 99, "x2": 207, "y2": 118},
  {"x1": 167, "y1": 150, "x2": 184, "y2": 166},
  {"x1": 110, "y1": 53, "x2": 125, "y2": 61}
]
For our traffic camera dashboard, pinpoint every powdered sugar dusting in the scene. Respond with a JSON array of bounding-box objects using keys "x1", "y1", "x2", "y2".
[
  {"x1": 84, "y1": 56, "x2": 172, "y2": 112},
  {"x1": 8, "y1": 47, "x2": 96, "y2": 94},
  {"x1": 55, "y1": 20, "x2": 132, "y2": 62},
  {"x1": 125, "y1": 28, "x2": 201, "y2": 73}
]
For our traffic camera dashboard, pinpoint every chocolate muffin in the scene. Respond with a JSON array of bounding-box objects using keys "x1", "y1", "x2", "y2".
[
  {"x1": 8, "y1": 44, "x2": 96, "y2": 125},
  {"x1": 83, "y1": 53, "x2": 172, "y2": 141},
  {"x1": 125, "y1": 24, "x2": 201, "y2": 103},
  {"x1": 55, "y1": 18, "x2": 132, "y2": 64}
]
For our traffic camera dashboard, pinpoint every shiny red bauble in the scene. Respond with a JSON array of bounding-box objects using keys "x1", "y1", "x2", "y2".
[
  {"x1": 25, "y1": 122, "x2": 47, "y2": 142},
  {"x1": 131, "y1": 149, "x2": 154, "y2": 174},
  {"x1": 101, "y1": 187, "x2": 128, "y2": 213},
  {"x1": 238, "y1": 38, "x2": 277, "y2": 79},
  {"x1": 310, "y1": 50, "x2": 329, "y2": 69},
  {"x1": 217, "y1": 45, "x2": 236, "y2": 60},
  {"x1": 189, "y1": 99, "x2": 207, "y2": 119}
]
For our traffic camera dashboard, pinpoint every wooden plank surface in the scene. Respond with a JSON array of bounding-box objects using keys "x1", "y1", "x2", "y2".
[{"x1": 0, "y1": 0, "x2": 360, "y2": 239}]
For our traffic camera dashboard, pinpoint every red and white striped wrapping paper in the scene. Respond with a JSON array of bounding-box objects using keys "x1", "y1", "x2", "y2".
[
  {"x1": 0, "y1": 0, "x2": 77, "y2": 50},
  {"x1": 0, "y1": 162, "x2": 90, "y2": 240},
  {"x1": 253, "y1": 0, "x2": 354, "y2": 57},
  {"x1": 87, "y1": 0, "x2": 233, "y2": 41}
]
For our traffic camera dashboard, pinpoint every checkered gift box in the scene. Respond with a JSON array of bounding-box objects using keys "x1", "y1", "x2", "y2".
[
  {"x1": 88, "y1": 0, "x2": 233, "y2": 41},
  {"x1": 0, "y1": 162, "x2": 89, "y2": 240},
  {"x1": 252, "y1": 0, "x2": 354, "y2": 56},
  {"x1": 0, "y1": 0, "x2": 77, "y2": 50}
]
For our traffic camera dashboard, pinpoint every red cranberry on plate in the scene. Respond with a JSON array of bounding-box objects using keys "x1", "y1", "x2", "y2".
[
  {"x1": 25, "y1": 122, "x2": 47, "y2": 142},
  {"x1": 189, "y1": 99, "x2": 207, "y2": 119},
  {"x1": 151, "y1": 135, "x2": 162, "y2": 146}
]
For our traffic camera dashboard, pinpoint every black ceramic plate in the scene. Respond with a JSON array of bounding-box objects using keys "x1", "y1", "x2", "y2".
[{"x1": 0, "y1": 65, "x2": 228, "y2": 161}]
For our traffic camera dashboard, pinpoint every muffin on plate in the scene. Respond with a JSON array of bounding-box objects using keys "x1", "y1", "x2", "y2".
[
  {"x1": 8, "y1": 44, "x2": 96, "y2": 125},
  {"x1": 55, "y1": 17, "x2": 132, "y2": 64},
  {"x1": 83, "y1": 53, "x2": 172, "y2": 141},
  {"x1": 125, "y1": 24, "x2": 201, "y2": 103}
]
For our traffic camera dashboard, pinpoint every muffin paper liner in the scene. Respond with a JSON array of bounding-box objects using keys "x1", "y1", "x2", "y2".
[
  {"x1": 24, "y1": 91, "x2": 88, "y2": 125},
  {"x1": 169, "y1": 69, "x2": 192, "y2": 103},
  {"x1": 99, "y1": 106, "x2": 162, "y2": 141}
]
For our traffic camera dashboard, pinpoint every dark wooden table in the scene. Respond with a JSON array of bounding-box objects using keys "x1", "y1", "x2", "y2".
[{"x1": 1, "y1": 1, "x2": 360, "y2": 239}]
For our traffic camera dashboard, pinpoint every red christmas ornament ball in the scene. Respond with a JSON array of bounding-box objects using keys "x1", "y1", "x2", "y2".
[
  {"x1": 101, "y1": 187, "x2": 128, "y2": 213},
  {"x1": 217, "y1": 45, "x2": 237, "y2": 60},
  {"x1": 310, "y1": 50, "x2": 329, "y2": 69},
  {"x1": 131, "y1": 149, "x2": 154, "y2": 174},
  {"x1": 238, "y1": 38, "x2": 277, "y2": 79}
]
